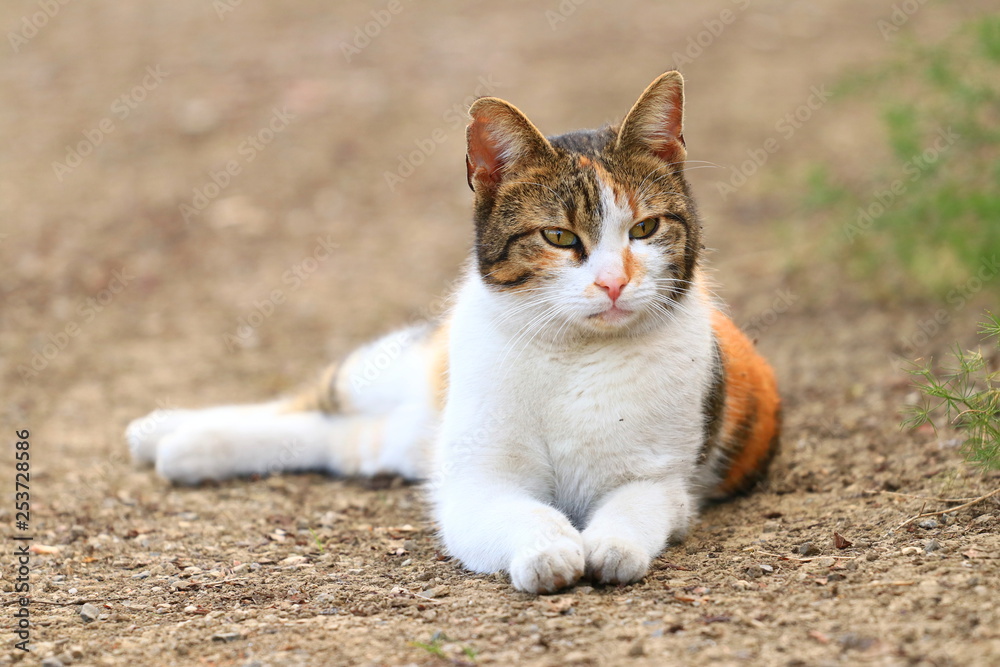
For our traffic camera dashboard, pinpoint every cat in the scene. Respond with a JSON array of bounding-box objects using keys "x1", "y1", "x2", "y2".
[{"x1": 127, "y1": 71, "x2": 781, "y2": 594}]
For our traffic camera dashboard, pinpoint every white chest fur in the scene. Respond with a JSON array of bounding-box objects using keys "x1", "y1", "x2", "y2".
[{"x1": 434, "y1": 276, "x2": 715, "y2": 525}]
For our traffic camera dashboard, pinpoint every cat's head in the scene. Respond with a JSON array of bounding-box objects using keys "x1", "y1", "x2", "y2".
[{"x1": 466, "y1": 71, "x2": 702, "y2": 339}]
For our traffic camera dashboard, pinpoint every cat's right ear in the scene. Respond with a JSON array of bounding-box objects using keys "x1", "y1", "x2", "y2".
[{"x1": 466, "y1": 98, "x2": 554, "y2": 195}]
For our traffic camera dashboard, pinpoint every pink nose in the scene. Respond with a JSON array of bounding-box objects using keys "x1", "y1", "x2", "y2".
[{"x1": 595, "y1": 271, "x2": 628, "y2": 303}]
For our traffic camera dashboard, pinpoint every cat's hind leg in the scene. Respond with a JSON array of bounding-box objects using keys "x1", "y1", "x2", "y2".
[
  {"x1": 127, "y1": 323, "x2": 444, "y2": 484},
  {"x1": 126, "y1": 402, "x2": 283, "y2": 465},
  {"x1": 152, "y1": 408, "x2": 436, "y2": 484}
]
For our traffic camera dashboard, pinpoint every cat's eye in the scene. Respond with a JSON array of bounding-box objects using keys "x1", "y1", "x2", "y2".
[
  {"x1": 629, "y1": 217, "x2": 660, "y2": 240},
  {"x1": 541, "y1": 228, "x2": 580, "y2": 248}
]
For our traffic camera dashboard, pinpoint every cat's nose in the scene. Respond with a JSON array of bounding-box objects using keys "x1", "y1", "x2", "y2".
[{"x1": 595, "y1": 271, "x2": 629, "y2": 303}]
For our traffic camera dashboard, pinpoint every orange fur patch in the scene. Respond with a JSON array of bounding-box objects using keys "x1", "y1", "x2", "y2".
[
  {"x1": 622, "y1": 245, "x2": 638, "y2": 283},
  {"x1": 711, "y1": 310, "x2": 781, "y2": 495},
  {"x1": 427, "y1": 320, "x2": 451, "y2": 412}
]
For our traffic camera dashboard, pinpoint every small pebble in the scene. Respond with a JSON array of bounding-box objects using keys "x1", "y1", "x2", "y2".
[
  {"x1": 918, "y1": 518, "x2": 940, "y2": 530},
  {"x1": 175, "y1": 99, "x2": 222, "y2": 136},
  {"x1": 40, "y1": 658, "x2": 64, "y2": 667},
  {"x1": 797, "y1": 542, "x2": 820, "y2": 556},
  {"x1": 924, "y1": 540, "x2": 942, "y2": 553},
  {"x1": 827, "y1": 572, "x2": 846, "y2": 582},
  {"x1": 972, "y1": 514, "x2": 993, "y2": 526},
  {"x1": 628, "y1": 641, "x2": 645, "y2": 657},
  {"x1": 211, "y1": 632, "x2": 244, "y2": 643},
  {"x1": 901, "y1": 546, "x2": 922, "y2": 556},
  {"x1": 839, "y1": 632, "x2": 876, "y2": 652},
  {"x1": 420, "y1": 586, "x2": 450, "y2": 599},
  {"x1": 79, "y1": 602, "x2": 101, "y2": 622},
  {"x1": 865, "y1": 551, "x2": 879, "y2": 561},
  {"x1": 743, "y1": 564, "x2": 764, "y2": 579},
  {"x1": 132, "y1": 570, "x2": 151, "y2": 580}
]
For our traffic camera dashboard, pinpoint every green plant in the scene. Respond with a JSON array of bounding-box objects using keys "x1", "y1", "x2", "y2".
[
  {"x1": 307, "y1": 527, "x2": 325, "y2": 553},
  {"x1": 809, "y1": 16, "x2": 1000, "y2": 296},
  {"x1": 410, "y1": 638, "x2": 446, "y2": 658},
  {"x1": 409, "y1": 633, "x2": 478, "y2": 663},
  {"x1": 904, "y1": 311, "x2": 1000, "y2": 471}
]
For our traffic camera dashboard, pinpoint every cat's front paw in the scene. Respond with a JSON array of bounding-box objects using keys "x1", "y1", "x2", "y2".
[
  {"x1": 583, "y1": 532, "x2": 650, "y2": 586},
  {"x1": 509, "y1": 534, "x2": 585, "y2": 594}
]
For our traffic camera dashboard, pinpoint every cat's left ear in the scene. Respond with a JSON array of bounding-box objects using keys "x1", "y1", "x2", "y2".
[
  {"x1": 616, "y1": 71, "x2": 686, "y2": 163},
  {"x1": 466, "y1": 98, "x2": 554, "y2": 194}
]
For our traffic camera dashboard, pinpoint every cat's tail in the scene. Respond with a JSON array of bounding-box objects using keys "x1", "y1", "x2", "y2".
[{"x1": 126, "y1": 323, "x2": 447, "y2": 484}]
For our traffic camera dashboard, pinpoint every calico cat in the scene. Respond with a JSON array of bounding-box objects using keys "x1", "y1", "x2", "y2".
[{"x1": 128, "y1": 71, "x2": 781, "y2": 594}]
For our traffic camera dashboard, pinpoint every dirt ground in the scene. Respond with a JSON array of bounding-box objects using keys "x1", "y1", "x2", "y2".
[{"x1": 3, "y1": 1, "x2": 1000, "y2": 665}]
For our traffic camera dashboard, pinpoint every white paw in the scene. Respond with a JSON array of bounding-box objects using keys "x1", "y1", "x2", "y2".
[
  {"x1": 583, "y1": 532, "x2": 650, "y2": 586},
  {"x1": 509, "y1": 533, "x2": 585, "y2": 594},
  {"x1": 125, "y1": 410, "x2": 190, "y2": 464},
  {"x1": 154, "y1": 426, "x2": 240, "y2": 485}
]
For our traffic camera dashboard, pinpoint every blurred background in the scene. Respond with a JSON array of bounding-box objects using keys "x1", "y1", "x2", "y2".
[
  {"x1": 2, "y1": 0, "x2": 996, "y2": 434},
  {"x1": 2, "y1": 1, "x2": 1000, "y2": 663}
]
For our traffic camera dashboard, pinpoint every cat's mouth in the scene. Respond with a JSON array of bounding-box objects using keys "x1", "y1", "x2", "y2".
[{"x1": 588, "y1": 304, "x2": 633, "y2": 325}]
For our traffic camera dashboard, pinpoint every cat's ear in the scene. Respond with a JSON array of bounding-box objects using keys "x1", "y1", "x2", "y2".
[
  {"x1": 616, "y1": 71, "x2": 686, "y2": 163},
  {"x1": 466, "y1": 98, "x2": 554, "y2": 194}
]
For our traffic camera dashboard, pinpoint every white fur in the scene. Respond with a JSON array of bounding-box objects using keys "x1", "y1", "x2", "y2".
[{"x1": 128, "y1": 183, "x2": 715, "y2": 593}]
